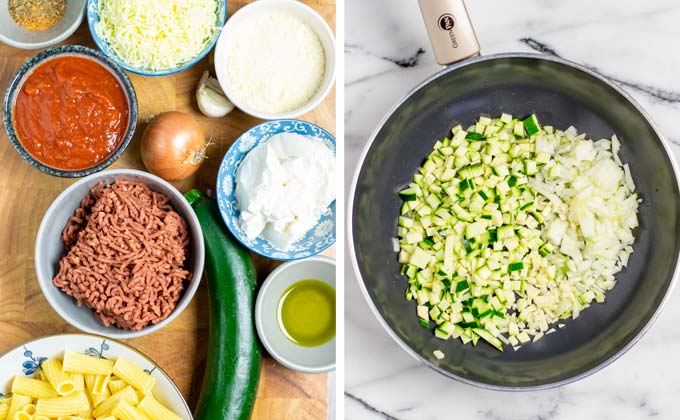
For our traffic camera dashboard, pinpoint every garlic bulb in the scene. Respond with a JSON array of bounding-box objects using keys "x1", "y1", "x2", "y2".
[{"x1": 196, "y1": 71, "x2": 235, "y2": 117}]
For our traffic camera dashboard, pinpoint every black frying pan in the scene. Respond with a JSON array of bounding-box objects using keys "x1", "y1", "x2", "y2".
[{"x1": 349, "y1": 0, "x2": 680, "y2": 390}]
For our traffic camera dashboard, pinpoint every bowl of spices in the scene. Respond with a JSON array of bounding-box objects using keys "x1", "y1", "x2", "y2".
[
  {"x1": 255, "y1": 256, "x2": 336, "y2": 373},
  {"x1": 214, "y1": 0, "x2": 336, "y2": 119},
  {"x1": 3, "y1": 45, "x2": 137, "y2": 177},
  {"x1": 0, "y1": 0, "x2": 86, "y2": 50}
]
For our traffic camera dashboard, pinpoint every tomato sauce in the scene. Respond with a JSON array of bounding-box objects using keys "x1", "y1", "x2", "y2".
[{"x1": 13, "y1": 56, "x2": 129, "y2": 171}]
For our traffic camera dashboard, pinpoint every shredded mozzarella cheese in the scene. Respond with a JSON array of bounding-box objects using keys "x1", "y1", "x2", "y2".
[{"x1": 95, "y1": 0, "x2": 219, "y2": 71}]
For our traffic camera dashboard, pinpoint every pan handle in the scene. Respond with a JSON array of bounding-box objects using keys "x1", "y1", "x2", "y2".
[{"x1": 417, "y1": 0, "x2": 480, "y2": 66}]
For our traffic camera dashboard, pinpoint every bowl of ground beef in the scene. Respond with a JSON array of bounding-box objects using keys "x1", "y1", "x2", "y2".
[{"x1": 35, "y1": 169, "x2": 205, "y2": 339}]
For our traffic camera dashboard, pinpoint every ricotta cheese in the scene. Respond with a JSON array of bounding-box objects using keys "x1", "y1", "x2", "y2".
[
  {"x1": 235, "y1": 133, "x2": 335, "y2": 250},
  {"x1": 226, "y1": 12, "x2": 326, "y2": 114}
]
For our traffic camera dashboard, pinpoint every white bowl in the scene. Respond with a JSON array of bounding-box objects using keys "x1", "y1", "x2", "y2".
[
  {"x1": 0, "y1": 334, "x2": 192, "y2": 418},
  {"x1": 35, "y1": 169, "x2": 205, "y2": 339},
  {"x1": 214, "y1": 0, "x2": 336, "y2": 120},
  {"x1": 255, "y1": 256, "x2": 336, "y2": 373},
  {"x1": 0, "y1": 0, "x2": 86, "y2": 50}
]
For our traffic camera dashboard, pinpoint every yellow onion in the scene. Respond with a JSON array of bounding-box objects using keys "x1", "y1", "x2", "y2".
[{"x1": 141, "y1": 111, "x2": 207, "y2": 181}]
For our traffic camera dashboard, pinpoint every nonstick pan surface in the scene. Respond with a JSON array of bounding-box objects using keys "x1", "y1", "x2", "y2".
[{"x1": 349, "y1": 53, "x2": 680, "y2": 389}]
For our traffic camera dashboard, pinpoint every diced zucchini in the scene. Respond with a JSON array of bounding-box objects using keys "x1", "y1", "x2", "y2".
[
  {"x1": 398, "y1": 187, "x2": 418, "y2": 201},
  {"x1": 473, "y1": 328, "x2": 504, "y2": 351},
  {"x1": 523, "y1": 114, "x2": 541, "y2": 136},
  {"x1": 409, "y1": 247, "x2": 431, "y2": 269},
  {"x1": 513, "y1": 121, "x2": 525, "y2": 138},
  {"x1": 466, "y1": 132, "x2": 485, "y2": 141},
  {"x1": 497, "y1": 225, "x2": 515, "y2": 240},
  {"x1": 459, "y1": 164, "x2": 484, "y2": 179},
  {"x1": 394, "y1": 112, "x2": 637, "y2": 353},
  {"x1": 455, "y1": 280, "x2": 469, "y2": 293},
  {"x1": 465, "y1": 221, "x2": 487, "y2": 238},
  {"x1": 508, "y1": 261, "x2": 524, "y2": 272}
]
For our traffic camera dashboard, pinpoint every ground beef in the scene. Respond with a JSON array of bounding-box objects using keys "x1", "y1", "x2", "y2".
[{"x1": 53, "y1": 180, "x2": 192, "y2": 331}]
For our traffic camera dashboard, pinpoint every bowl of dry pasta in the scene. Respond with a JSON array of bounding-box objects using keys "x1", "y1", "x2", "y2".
[{"x1": 0, "y1": 333, "x2": 191, "y2": 419}]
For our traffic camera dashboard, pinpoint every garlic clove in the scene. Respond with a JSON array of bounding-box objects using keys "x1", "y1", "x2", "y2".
[{"x1": 196, "y1": 71, "x2": 235, "y2": 118}]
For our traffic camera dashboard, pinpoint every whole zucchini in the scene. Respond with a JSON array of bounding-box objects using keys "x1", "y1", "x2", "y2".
[{"x1": 187, "y1": 190, "x2": 261, "y2": 420}]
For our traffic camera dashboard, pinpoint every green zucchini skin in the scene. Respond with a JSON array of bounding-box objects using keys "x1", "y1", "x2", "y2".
[{"x1": 191, "y1": 195, "x2": 262, "y2": 420}]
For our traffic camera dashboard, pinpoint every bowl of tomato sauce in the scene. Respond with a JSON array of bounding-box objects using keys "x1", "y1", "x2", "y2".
[{"x1": 3, "y1": 45, "x2": 137, "y2": 177}]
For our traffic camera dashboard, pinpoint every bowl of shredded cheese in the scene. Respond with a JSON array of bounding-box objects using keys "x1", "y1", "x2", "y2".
[
  {"x1": 86, "y1": 0, "x2": 226, "y2": 76},
  {"x1": 214, "y1": 0, "x2": 336, "y2": 119}
]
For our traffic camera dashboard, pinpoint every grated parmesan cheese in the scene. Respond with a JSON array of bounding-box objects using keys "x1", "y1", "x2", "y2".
[
  {"x1": 95, "y1": 0, "x2": 219, "y2": 71},
  {"x1": 226, "y1": 12, "x2": 326, "y2": 114}
]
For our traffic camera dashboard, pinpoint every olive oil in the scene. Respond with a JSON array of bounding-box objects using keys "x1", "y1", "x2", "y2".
[{"x1": 277, "y1": 279, "x2": 335, "y2": 347}]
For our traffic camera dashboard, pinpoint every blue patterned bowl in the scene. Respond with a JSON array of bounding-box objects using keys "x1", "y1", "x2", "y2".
[
  {"x1": 0, "y1": 334, "x2": 192, "y2": 418},
  {"x1": 86, "y1": 0, "x2": 226, "y2": 76},
  {"x1": 217, "y1": 119, "x2": 336, "y2": 260}
]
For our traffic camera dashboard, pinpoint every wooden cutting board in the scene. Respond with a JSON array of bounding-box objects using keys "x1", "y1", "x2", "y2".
[{"x1": 0, "y1": 1, "x2": 335, "y2": 419}]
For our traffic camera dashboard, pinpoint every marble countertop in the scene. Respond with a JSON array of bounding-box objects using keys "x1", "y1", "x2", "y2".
[{"x1": 344, "y1": 1, "x2": 680, "y2": 419}]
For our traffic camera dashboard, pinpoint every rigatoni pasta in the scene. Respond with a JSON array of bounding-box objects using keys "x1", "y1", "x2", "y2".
[
  {"x1": 22, "y1": 403, "x2": 36, "y2": 415},
  {"x1": 41, "y1": 358, "x2": 76, "y2": 396},
  {"x1": 34, "y1": 370, "x2": 46, "y2": 382},
  {"x1": 35, "y1": 391, "x2": 90, "y2": 417},
  {"x1": 90, "y1": 385, "x2": 110, "y2": 408},
  {"x1": 78, "y1": 390, "x2": 93, "y2": 419},
  {"x1": 92, "y1": 386, "x2": 139, "y2": 418},
  {"x1": 112, "y1": 399, "x2": 148, "y2": 420},
  {"x1": 63, "y1": 351, "x2": 115, "y2": 376},
  {"x1": 86, "y1": 374, "x2": 110, "y2": 396},
  {"x1": 6, "y1": 394, "x2": 31, "y2": 420},
  {"x1": 3, "y1": 351, "x2": 182, "y2": 420},
  {"x1": 112, "y1": 358, "x2": 156, "y2": 395},
  {"x1": 107, "y1": 379, "x2": 127, "y2": 395},
  {"x1": 96, "y1": 376, "x2": 110, "y2": 396},
  {"x1": 71, "y1": 373, "x2": 85, "y2": 392},
  {"x1": 14, "y1": 411, "x2": 32, "y2": 420},
  {"x1": 10, "y1": 377, "x2": 57, "y2": 399},
  {"x1": 138, "y1": 395, "x2": 182, "y2": 420}
]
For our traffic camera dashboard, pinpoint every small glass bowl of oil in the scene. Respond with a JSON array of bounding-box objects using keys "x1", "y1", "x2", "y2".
[
  {"x1": 278, "y1": 279, "x2": 335, "y2": 347},
  {"x1": 255, "y1": 256, "x2": 336, "y2": 373}
]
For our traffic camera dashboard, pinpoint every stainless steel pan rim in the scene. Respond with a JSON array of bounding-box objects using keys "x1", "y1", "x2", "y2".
[{"x1": 348, "y1": 51, "x2": 680, "y2": 391}]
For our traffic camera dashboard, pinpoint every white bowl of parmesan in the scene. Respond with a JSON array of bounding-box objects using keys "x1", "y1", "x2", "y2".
[{"x1": 214, "y1": 0, "x2": 336, "y2": 120}]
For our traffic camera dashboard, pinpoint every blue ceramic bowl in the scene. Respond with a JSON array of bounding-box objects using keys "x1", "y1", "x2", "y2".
[
  {"x1": 217, "y1": 119, "x2": 336, "y2": 260},
  {"x1": 2, "y1": 45, "x2": 138, "y2": 178},
  {"x1": 86, "y1": 0, "x2": 227, "y2": 76}
]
